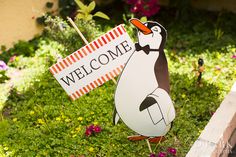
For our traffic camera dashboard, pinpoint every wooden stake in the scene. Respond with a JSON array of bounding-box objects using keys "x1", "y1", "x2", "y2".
[
  {"x1": 67, "y1": 17, "x2": 89, "y2": 45},
  {"x1": 153, "y1": 136, "x2": 164, "y2": 153},
  {"x1": 67, "y1": 17, "x2": 118, "y2": 85},
  {"x1": 146, "y1": 139, "x2": 153, "y2": 153},
  {"x1": 111, "y1": 78, "x2": 117, "y2": 84}
]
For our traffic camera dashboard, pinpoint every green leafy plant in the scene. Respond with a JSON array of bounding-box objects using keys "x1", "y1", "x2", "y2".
[
  {"x1": 75, "y1": 0, "x2": 110, "y2": 21},
  {"x1": 44, "y1": 16, "x2": 102, "y2": 56},
  {"x1": 0, "y1": 71, "x2": 9, "y2": 83},
  {"x1": 140, "y1": 16, "x2": 147, "y2": 23},
  {"x1": 214, "y1": 28, "x2": 224, "y2": 40}
]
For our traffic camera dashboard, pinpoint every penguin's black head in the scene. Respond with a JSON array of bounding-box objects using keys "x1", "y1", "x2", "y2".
[
  {"x1": 130, "y1": 18, "x2": 170, "y2": 93},
  {"x1": 130, "y1": 18, "x2": 167, "y2": 50},
  {"x1": 145, "y1": 21, "x2": 167, "y2": 50}
]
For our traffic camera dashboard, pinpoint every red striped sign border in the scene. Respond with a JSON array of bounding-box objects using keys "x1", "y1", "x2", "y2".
[
  {"x1": 49, "y1": 25, "x2": 126, "y2": 75},
  {"x1": 49, "y1": 24, "x2": 128, "y2": 100}
]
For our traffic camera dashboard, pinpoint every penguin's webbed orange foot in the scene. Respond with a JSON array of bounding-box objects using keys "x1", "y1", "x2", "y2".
[
  {"x1": 127, "y1": 135, "x2": 149, "y2": 141},
  {"x1": 148, "y1": 136, "x2": 166, "y2": 143}
]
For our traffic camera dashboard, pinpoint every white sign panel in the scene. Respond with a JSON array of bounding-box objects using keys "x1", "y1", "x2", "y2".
[{"x1": 50, "y1": 25, "x2": 134, "y2": 100}]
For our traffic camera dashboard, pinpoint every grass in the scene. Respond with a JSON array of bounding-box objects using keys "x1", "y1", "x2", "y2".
[{"x1": 0, "y1": 9, "x2": 236, "y2": 157}]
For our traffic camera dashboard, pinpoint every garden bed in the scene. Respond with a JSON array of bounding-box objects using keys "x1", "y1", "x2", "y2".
[{"x1": 0, "y1": 7, "x2": 236, "y2": 157}]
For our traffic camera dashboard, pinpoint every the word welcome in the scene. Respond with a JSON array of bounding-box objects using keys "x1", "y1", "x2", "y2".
[{"x1": 60, "y1": 40, "x2": 132, "y2": 86}]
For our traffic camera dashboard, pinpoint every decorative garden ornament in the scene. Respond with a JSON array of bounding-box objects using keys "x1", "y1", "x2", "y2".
[
  {"x1": 197, "y1": 58, "x2": 204, "y2": 86},
  {"x1": 114, "y1": 18, "x2": 175, "y2": 142}
]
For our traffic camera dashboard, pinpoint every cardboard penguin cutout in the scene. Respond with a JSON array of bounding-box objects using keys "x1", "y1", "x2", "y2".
[{"x1": 114, "y1": 19, "x2": 175, "y2": 141}]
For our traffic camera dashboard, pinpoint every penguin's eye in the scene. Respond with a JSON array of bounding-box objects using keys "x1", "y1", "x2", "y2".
[{"x1": 152, "y1": 26, "x2": 161, "y2": 33}]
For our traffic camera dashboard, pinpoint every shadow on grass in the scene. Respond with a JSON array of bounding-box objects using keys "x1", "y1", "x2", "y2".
[{"x1": 0, "y1": 68, "x2": 224, "y2": 156}]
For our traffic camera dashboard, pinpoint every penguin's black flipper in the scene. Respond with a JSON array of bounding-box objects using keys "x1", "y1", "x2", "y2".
[
  {"x1": 139, "y1": 96, "x2": 157, "y2": 111},
  {"x1": 113, "y1": 108, "x2": 120, "y2": 125}
]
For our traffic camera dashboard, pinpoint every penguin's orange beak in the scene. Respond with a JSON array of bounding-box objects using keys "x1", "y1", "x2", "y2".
[{"x1": 130, "y1": 18, "x2": 152, "y2": 35}]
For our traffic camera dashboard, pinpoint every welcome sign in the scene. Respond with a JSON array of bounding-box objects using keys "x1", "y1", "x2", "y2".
[{"x1": 49, "y1": 25, "x2": 134, "y2": 100}]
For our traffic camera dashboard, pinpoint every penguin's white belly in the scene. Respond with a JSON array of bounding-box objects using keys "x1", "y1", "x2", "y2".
[{"x1": 115, "y1": 51, "x2": 170, "y2": 136}]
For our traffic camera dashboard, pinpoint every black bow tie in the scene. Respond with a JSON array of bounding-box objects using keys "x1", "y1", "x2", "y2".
[{"x1": 135, "y1": 43, "x2": 159, "y2": 55}]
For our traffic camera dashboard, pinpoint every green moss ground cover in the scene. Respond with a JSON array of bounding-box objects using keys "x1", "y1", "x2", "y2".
[{"x1": 0, "y1": 10, "x2": 236, "y2": 156}]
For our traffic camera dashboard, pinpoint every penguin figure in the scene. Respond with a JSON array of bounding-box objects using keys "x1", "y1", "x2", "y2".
[{"x1": 113, "y1": 19, "x2": 175, "y2": 142}]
